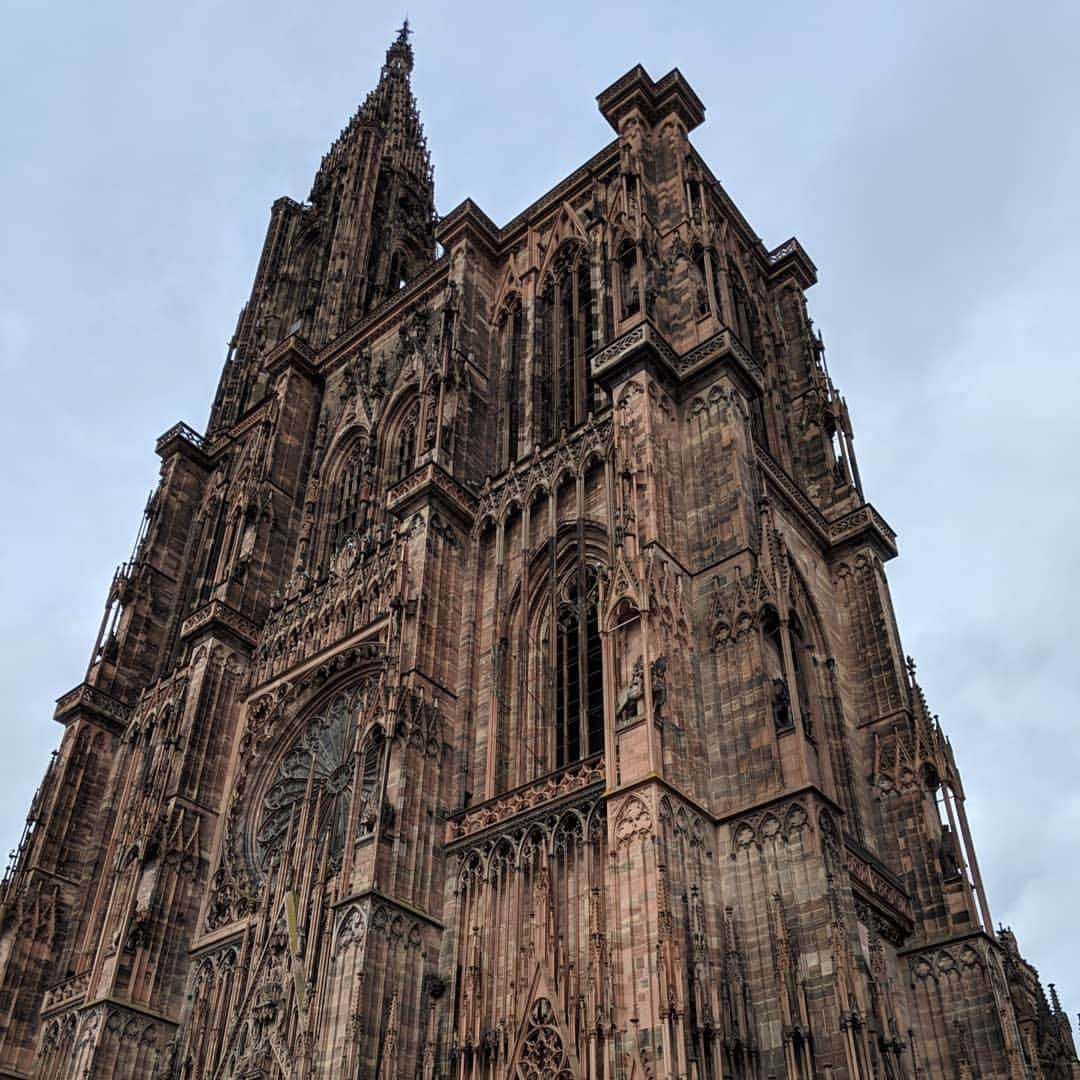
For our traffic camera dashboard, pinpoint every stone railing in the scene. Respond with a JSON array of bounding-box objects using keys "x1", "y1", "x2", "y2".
[
  {"x1": 591, "y1": 320, "x2": 763, "y2": 390},
  {"x1": 828, "y1": 504, "x2": 898, "y2": 558},
  {"x1": 846, "y1": 837, "x2": 914, "y2": 925},
  {"x1": 387, "y1": 461, "x2": 480, "y2": 523},
  {"x1": 755, "y1": 445, "x2": 897, "y2": 559},
  {"x1": 179, "y1": 599, "x2": 260, "y2": 648},
  {"x1": 447, "y1": 755, "x2": 605, "y2": 845},
  {"x1": 41, "y1": 971, "x2": 90, "y2": 1015},
  {"x1": 53, "y1": 682, "x2": 131, "y2": 730},
  {"x1": 768, "y1": 239, "x2": 797, "y2": 263},
  {"x1": 155, "y1": 421, "x2": 206, "y2": 455}
]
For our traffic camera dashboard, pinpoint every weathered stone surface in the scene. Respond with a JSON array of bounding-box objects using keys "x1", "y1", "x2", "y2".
[{"x1": 1, "y1": 25, "x2": 1076, "y2": 1080}]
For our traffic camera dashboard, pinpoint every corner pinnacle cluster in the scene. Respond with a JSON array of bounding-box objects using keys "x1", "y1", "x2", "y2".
[{"x1": 1, "y1": 25, "x2": 1076, "y2": 1080}]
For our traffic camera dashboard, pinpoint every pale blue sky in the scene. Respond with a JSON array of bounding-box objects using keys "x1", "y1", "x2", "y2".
[{"x1": 2, "y1": 0, "x2": 1077, "y2": 1018}]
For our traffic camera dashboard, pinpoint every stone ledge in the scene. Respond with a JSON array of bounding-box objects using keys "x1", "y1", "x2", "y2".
[
  {"x1": 179, "y1": 600, "x2": 260, "y2": 648},
  {"x1": 845, "y1": 834, "x2": 914, "y2": 926},
  {"x1": 53, "y1": 683, "x2": 130, "y2": 732},
  {"x1": 767, "y1": 236, "x2": 817, "y2": 289},
  {"x1": 591, "y1": 320, "x2": 764, "y2": 395},
  {"x1": 828, "y1": 503, "x2": 898, "y2": 560},
  {"x1": 155, "y1": 421, "x2": 211, "y2": 468},
  {"x1": 446, "y1": 755, "x2": 605, "y2": 847},
  {"x1": 264, "y1": 333, "x2": 321, "y2": 384},
  {"x1": 387, "y1": 461, "x2": 479, "y2": 527}
]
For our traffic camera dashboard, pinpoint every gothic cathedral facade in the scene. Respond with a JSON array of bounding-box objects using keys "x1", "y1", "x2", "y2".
[{"x1": 1, "y1": 27, "x2": 1076, "y2": 1080}]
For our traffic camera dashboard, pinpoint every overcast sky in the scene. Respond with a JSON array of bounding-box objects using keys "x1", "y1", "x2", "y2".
[{"x1": 2, "y1": 0, "x2": 1077, "y2": 1022}]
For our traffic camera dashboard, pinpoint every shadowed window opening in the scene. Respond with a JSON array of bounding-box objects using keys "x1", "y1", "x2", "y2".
[
  {"x1": 555, "y1": 565, "x2": 604, "y2": 768},
  {"x1": 329, "y1": 445, "x2": 368, "y2": 553}
]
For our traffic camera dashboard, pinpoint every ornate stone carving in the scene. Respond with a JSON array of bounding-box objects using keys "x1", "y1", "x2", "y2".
[
  {"x1": 613, "y1": 795, "x2": 652, "y2": 847},
  {"x1": 513, "y1": 997, "x2": 574, "y2": 1080},
  {"x1": 256, "y1": 686, "x2": 365, "y2": 872}
]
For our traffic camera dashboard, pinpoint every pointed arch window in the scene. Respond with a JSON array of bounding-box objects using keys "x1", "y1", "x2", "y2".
[
  {"x1": 618, "y1": 239, "x2": 641, "y2": 319},
  {"x1": 499, "y1": 298, "x2": 525, "y2": 468},
  {"x1": 728, "y1": 255, "x2": 755, "y2": 350},
  {"x1": 709, "y1": 249, "x2": 725, "y2": 323},
  {"x1": 687, "y1": 177, "x2": 703, "y2": 225},
  {"x1": 554, "y1": 564, "x2": 604, "y2": 768},
  {"x1": 788, "y1": 612, "x2": 812, "y2": 736},
  {"x1": 328, "y1": 441, "x2": 369, "y2": 553},
  {"x1": 691, "y1": 243, "x2": 710, "y2": 319},
  {"x1": 762, "y1": 605, "x2": 815, "y2": 737},
  {"x1": 536, "y1": 245, "x2": 595, "y2": 446},
  {"x1": 389, "y1": 251, "x2": 409, "y2": 292},
  {"x1": 356, "y1": 727, "x2": 385, "y2": 835},
  {"x1": 392, "y1": 405, "x2": 418, "y2": 483},
  {"x1": 762, "y1": 606, "x2": 791, "y2": 732}
]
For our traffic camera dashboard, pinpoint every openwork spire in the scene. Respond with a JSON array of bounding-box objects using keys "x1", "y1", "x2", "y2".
[{"x1": 310, "y1": 21, "x2": 433, "y2": 201}]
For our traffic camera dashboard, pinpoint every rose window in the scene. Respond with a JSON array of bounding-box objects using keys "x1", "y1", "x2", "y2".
[
  {"x1": 515, "y1": 998, "x2": 574, "y2": 1080},
  {"x1": 256, "y1": 689, "x2": 359, "y2": 873}
]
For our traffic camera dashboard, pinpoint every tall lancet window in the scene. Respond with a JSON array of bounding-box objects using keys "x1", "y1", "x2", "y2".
[
  {"x1": 499, "y1": 298, "x2": 525, "y2": 468},
  {"x1": 554, "y1": 564, "x2": 604, "y2": 769},
  {"x1": 618, "y1": 238, "x2": 641, "y2": 319},
  {"x1": 328, "y1": 441, "x2": 368, "y2": 553},
  {"x1": 392, "y1": 404, "x2": 419, "y2": 483},
  {"x1": 536, "y1": 244, "x2": 594, "y2": 446}
]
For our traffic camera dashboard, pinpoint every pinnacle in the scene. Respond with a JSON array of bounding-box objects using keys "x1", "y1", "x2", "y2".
[
  {"x1": 309, "y1": 21, "x2": 432, "y2": 203},
  {"x1": 385, "y1": 18, "x2": 415, "y2": 74}
]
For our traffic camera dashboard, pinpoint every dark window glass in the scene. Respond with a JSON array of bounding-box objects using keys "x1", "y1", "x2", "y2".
[{"x1": 555, "y1": 566, "x2": 604, "y2": 768}]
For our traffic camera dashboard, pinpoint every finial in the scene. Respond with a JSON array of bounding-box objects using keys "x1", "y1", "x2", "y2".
[{"x1": 385, "y1": 18, "x2": 415, "y2": 73}]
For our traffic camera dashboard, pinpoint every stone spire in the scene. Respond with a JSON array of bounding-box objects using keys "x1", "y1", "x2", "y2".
[
  {"x1": 207, "y1": 23, "x2": 438, "y2": 435},
  {"x1": 309, "y1": 20, "x2": 434, "y2": 208},
  {"x1": 306, "y1": 20, "x2": 436, "y2": 323}
]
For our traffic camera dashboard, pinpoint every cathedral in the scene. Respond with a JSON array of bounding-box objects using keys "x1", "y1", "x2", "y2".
[{"x1": 1, "y1": 24, "x2": 1077, "y2": 1080}]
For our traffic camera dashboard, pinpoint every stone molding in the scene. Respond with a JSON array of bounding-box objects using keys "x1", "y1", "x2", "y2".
[
  {"x1": 53, "y1": 682, "x2": 130, "y2": 732},
  {"x1": 447, "y1": 755, "x2": 605, "y2": 847},
  {"x1": 179, "y1": 600, "x2": 260, "y2": 649},
  {"x1": 154, "y1": 421, "x2": 211, "y2": 468},
  {"x1": 387, "y1": 461, "x2": 479, "y2": 526}
]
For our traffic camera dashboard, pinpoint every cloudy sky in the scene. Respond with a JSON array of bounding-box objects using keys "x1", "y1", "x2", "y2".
[{"x1": 2, "y1": 0, "x2": 1077, "y2": 1021}]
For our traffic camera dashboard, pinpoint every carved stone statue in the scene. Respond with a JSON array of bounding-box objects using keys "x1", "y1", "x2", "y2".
[
  {"x1": 650, "y1": 655, "x2": 667, "y2": 724},
  {"x1": 939, "y1": 824, "x2": 963, "y2": 881},
  {"x1": 772, "y1": 677, "x2": 793, "y2": 732},
  {"x1": 616, "y1": 657, "x2": 645, "y2": 729}
]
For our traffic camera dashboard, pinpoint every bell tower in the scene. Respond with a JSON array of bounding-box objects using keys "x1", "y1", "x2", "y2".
[{"x1": 209, "y1": 22, "x2": 435, "y2": 436}]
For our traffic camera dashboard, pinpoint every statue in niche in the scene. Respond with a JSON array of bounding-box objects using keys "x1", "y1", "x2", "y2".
[
  {"x1": 616, "y1": 657, "x2": 645, "y2": 730},
  {"x1": 938, "y1": 824, "x2": 963, "y2": 881},
  {"x1": 650, "y1": 655, "x2": 667, "y2": 725},
  {"x1": 772, "y1": 677, "x2": 793, "y2": 732}
]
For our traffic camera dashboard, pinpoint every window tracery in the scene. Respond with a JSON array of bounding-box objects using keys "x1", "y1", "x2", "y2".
[
  {"x1": 617, "y1": 238, "x2": 641, "y2": 319},
  {"x1": 535, "y1": 244, "x2": 594, "y2": 446},
  {"x1": 498, "y1": 298, "x2": 525, "y2": 467},
  {"x1": 392, "y1": 404, "x2": 419, "y2": 483},
  {"x1": 255, "y1": 688, "x2": 368, "y2": 874},
  {"x1": 327, "y1": 439, "x2": 369, "y2": 554},
  {"x1": 554, "y1": 566, "x2": 604, "y2": 769}
]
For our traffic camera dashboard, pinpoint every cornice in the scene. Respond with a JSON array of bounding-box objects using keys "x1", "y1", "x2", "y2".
[
  {"x1": 53, "y1": 682, "x2": 130, "y2": 733},
  {"x1": 386, "y1": 460, "x2": 479, "y2": 527},
  {"x1": 179, "y1": 599, "x2": 260, "y2": 649},
  {"x1": 591, "y1": 320, "x2": 765, "y2": 396},
  {"x1": 597, "y1": 64, "x2": 706, "y2": 133},
  {"x1": 755, "y1": 445, "x2": 898, "y2": 562},
  {"x1": 155, "y1": 422, "x2": 211, "y2": 469}
]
